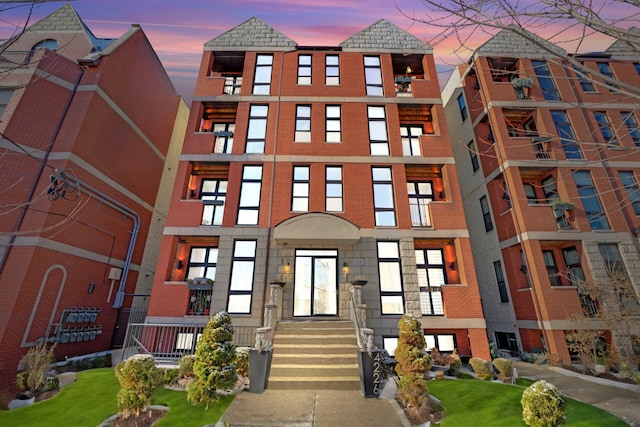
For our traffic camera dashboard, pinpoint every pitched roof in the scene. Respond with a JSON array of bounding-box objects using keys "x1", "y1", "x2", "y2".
[
  {"x1": 26, "y1": 3, "x2": 114, "y2": 51},
  {"x1": 475, "y1": 25, "x2": 565, "y2": 58},
  {"x1": 204, "y1": 17, "x2": 297, "y2": 51},
  {"x1": 605, "y1": 27, "x2": 640, "y2": 58},
  {"x1": 340, "y1": 19, "x2": 431, "y2": 53}
]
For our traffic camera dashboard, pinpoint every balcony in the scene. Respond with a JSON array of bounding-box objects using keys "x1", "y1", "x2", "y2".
[
  {"x1": 532, "y1": 137, "x2": 553, "y2": 160},
  {"x1": 553, "y1": 203, "x2": 576, "y2": 231},
  {"x1": 395, "y1": 76, "x2": 413, "y2": 96}
]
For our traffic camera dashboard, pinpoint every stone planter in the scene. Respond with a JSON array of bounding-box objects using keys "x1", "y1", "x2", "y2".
[
  {"x1": 8, "y1": 393, "x2": 35, "y2": 409},
  {"x1": 249, "y1": 349, "x2": 272, "y2": 393},
  {"x1": 435, "y1": 370, "x2": 444, "y2": 380}
]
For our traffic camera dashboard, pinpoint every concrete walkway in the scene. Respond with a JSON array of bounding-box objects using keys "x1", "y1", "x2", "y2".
[
  {"x1": 514, "y1": 361, "x2": 640, "y2": 426},
  {"x1": 219, "y1": 389, "x2": 408, "y2": 427}
]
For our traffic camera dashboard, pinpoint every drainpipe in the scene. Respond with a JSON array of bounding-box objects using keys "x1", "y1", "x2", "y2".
[{"x1": 0, "y1": 66, "x2": 84, "y2": 273}]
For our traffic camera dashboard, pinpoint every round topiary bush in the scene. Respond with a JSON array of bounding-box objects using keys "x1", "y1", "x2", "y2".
[
  {"x1": 493, "y1": 358, "x2": 513, "y2": 381},
  {"x1": 115, "y1": 354, "x2": 163, "y2": 418},
  {"x1": 469, "y1": 357, "x2": 493, "y2": 380},
  {"x1": 179, "y1": 354, "x2": 196, "y2": 378},
  {"x1": 521, "y1": 380, "x2": 566, "y2": 427}
]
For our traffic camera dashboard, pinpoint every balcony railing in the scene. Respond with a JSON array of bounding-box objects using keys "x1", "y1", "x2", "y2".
[
  {"x1": 532, "y1": 137, "x2": 553, "y2": 160},
  {"x1": 121, "y1": 322, "x2": 257, "y2": 364}
]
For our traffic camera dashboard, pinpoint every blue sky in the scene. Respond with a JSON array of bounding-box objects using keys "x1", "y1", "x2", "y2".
[{"x1": 0, "y1": 0, "x2": 621, "y2": 100}]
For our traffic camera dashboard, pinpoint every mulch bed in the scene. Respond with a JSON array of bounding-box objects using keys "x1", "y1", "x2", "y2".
[{"x1": 103, "y1": 408, "x2": 167, "y2": 427}]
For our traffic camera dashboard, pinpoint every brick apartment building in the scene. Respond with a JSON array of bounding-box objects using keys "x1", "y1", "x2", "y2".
[
  {"x1": 145, "y1": 17, "x2": 490, "y2": 365},
  {"x1": 444, "y1": 27, "x2": 640, "y2": 362},
  {"x1": 0, "y1": 4, "x2": 187, "y2": 398}
]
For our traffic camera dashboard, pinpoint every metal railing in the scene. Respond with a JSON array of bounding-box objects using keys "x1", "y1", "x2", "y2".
[{"x1": 121, "y1": 322, "x2": 256, "y2": 364}]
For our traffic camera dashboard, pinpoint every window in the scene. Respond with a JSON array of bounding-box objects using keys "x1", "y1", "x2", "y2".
[
  {"x1": 0, "y1": 89, "x2": 13, "y2": 117},
  {"x1": 407, "y1": 182, "x2": 433, "y2": 227},
  {"x1": 373, "y1": 167, "x2": 396, "y2": 226},
  {"x1": 593, "y1": 112, "x2": 617, "y2": 145},
  {"x1": 596, "y1": 62, "x2": 618, "y2": 91},
  {"x1": 480, "y1": 195, "x2": 493, "y2": 232},
  {"x1": 457, "y1": 93, "x2": 467, "y2": 121},
  {"x1": 368, "y1": 106, "x2": 389, "y2": 155},
  {"x1": 416, "y1": 249, "x2": 445, "y2": 315},
  {"x1": 621, "y1": 112, "x2": 640, "y2": 146},
  {"x1": 541, "y1": 176, "x2": 558, "y2": 203},
  {"x1": 325, "y1": 55, "x2": 340, "y2": 85},
  {"x1": 505, "y1": 109, "x2": 538, "y2": 138},
  {"x1": 325, "y1": 166, "x2": 343, "y2": 212},
  {"x1": 494, "y1": 261, "x2": 509, "y2": 302},
  {"x1": 468, "y1": 141, "x2": 479, "y2": 172},
  {"x1": 574, "y1": 170, "x2": 610, "y2": 230},
  {"x1": 237, "y1": 165, "x2": 262, "y2": 225},
  {"x1": 325, "y1": 105, "x2": 341, "y2": 142},
  {"x1": 223, "y1": 75, "x2": 242, "y2": 95},
  {"x1": 31, "y1": 38, "x2": 58, "y2": 51},
  {"x1": 523, "y1": 183, "x2": 540, "y2": 204},
  {"x1": 634, "y1": 63, "x2": 640, "y2": 75},
  {"x1": 295, "y1": 105, "x2": 311, "y2": 142},
  {"x1": 551, "y1": 111, "x2": 582, "y2": 159},
  {"x1": 228, "y1": 240, "x2": 257, "y2": 314},
  {"x1": 364, "y1": 56, "x2": 383, "y2": 96},
  {"x1": 292, "y1": 166, "x2": 310, "y2": 212},
  {"x1": 495, "y1": 332, "x2": 518, "y2": 354},
  {"x1": 213, "y1": 123, "x2": 234, "y2": 153},
  {"x1": 252, "y1": 54, "x2": 273, "y2": 95},
  {"x1": 573, "y1": 65, "x2": 595, "y2": 92},
  {"x1": 246, "y1": 105, "x2": 268, "y2": 153},
  {"x1": 383, "y1": 337, "x2": 398, "y2": 356},
  {"x1": 201, "y1": 179, "x2": 227, "y2": 225},
  {"x1": 532, "y1": 60, "x2": 560, "y2": 100},
  {"x1": 186, "y1": 247, "x2": 218, "y2": 281},
  {"x1": 401, "y1": 125, "x2": 423, "y2": 156},
  {"x1": 425, "y1": 334, "x2": 456, "y2": 352},
  {"x1": 542, "y1": 250, "x2": 562, "y2": 286},
  {"x1": 561, "y1": 246, "x2": 586, "y2": 287},
  {"x1": 377, "y1": 241, "x2": 404, "y2": 314},
  {"x1": 619, "y1": 171, "x2": 640, "y2": 215},
  {"x1": 598, "y1": 244, "x2": 638, "y2": 312},
  {"x1": 297, "y1": 54, "x2": 311, "y2": 85}
]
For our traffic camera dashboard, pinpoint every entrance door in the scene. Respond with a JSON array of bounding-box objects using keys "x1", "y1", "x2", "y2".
[{"x1": 293, "y1": 249, "x2": 338, "y2": 316}]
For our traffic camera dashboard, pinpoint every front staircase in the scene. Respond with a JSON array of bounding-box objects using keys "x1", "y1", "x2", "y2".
[{"x1": 268, "y1": 320, "x2": 361, "y2": 390}]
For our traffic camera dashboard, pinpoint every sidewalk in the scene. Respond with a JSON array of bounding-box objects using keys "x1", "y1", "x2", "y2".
[
  {"x1": 514, "y1": 361, "x2": 640, "y2": 426},
  {"x1": 218, "y1": 388, "x2": 408, "y2": 427}
]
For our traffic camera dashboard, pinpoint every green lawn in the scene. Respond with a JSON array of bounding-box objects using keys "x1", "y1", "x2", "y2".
[
  {"x1": 428, "y1": 378, "x2": 628, "y2": 426},
  {"x1": 0, "y1": 368, "x2": 233, "y2": 427}
]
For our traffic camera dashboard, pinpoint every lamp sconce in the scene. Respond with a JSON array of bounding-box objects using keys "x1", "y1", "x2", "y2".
[
  {"x1": 342, "y1": 262, "x2": 349, "y2": 274},
  {"x1": 519, "y1": 264, "x2": 528, "y2": 274},
  {"x1": 176, "y1": 259, "x2": 184, "y2": 270},
  {"x1": 189, "y1": 189, "x2": 196, "y2": 198},
  {"x1": 284, "y1": 261, "x2": 291, "y2": 273},
  {"x1": 438, "y1": 191, "x2": 445, "y2": 200},
  {"x1": 449, "y1": 261, "x2": 456, "y2": 271}
]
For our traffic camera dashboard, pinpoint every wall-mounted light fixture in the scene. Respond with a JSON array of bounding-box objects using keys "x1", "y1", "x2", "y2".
[
  {"x1": 342, "y1": 262, "x2": 349, "y2": 274},
  {"x1": 519, "y1": 264, "x2": 528, "y2": 274},
  {"x1": 450, "y1": 262, "x2": 456, "y2": 271},
  {"x1": 189, "y1": 189, "x2": 196, "y2": 198},
  {"x1": 177, "y1": 259, "x2": 184, "y2": 270},
  {"x1": 438, "y1": 191, "x2": 445, "y2": 200}
]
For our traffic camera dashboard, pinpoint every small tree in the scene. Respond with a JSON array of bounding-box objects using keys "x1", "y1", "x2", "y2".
[
  {"x1": 16, "y1": 342, "x2": 56, "y2": 395},
  {"x1": 187, "y1": 311, "x2": 237, "y2": 409},
  {"x1": 394, "y1": 314, "x2": 431, "y2": 424},
  {"x1": 115, "y1": 354, "x2": 163, "y2": 419},
  {"x1": 521, "y1": 380, "x2": 566, "y2": 427}
]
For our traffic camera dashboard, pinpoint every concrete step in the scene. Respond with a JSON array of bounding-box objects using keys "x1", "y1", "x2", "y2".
[
  {"x1": 270, "y1": 365, "x2": 359, "y2": 378},
  {"x1": 268, "y1": 376, "x2": 361, "y2": 390},
  {"x1": 276, "y1": 320, "x2": 354, "y2": 330},
  {"x1": 273, "y1": 344, "x2": 357, "y2": 355},
  {"x1": 271, "y1": 354, "x2": 359, "y2": 365},
  {"x1": 273, "y1": 335, "x2": 357, "y2": 345}
]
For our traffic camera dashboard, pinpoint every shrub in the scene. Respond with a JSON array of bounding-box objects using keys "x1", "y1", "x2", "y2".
[
  {"x1": 493, "y1": 358, "x2": 513, "y2": 380},
  {"x1": 547, "y1": 354, "x2": 563, "y2": 367},
  {"x1": 235, "y1": 347, "x2": 250, "y2": 378},
  {"x1": 187, "y1": 312, "x2": 237, "y2": 409},
  {"x1": 115, "y1": 354, "x2": 163, "y2": 418},
  {"x1": 489, "y1": 341, "x2": 499, "y2": 360},
  {"x1": 634, "y1": 372, "x2": 640, "y2": 384},
  {"x1": 521, "y1": 380, "x2": 566, "y2": 427},
  {"x1": 394, "y1": 314, "x2": 431, "y2": 425},
  {"x1": 16, "y1": 342, "x2": 56, "y2": 393},
  {"x1": 469, "y1": 357, "x2": 493, "y2": 380},
  {"x1": 163, "y1": 368, "x2": 180, "y2": 384},
  {"x1": 449, "y1": 350, "x2": 462, "y2": 376},
  {"x1": 179, "y1": 354, "x2": 196, "y2": 378},
  {"x1": 45, "y1": 375, "x2": 59, "y2": 392}
]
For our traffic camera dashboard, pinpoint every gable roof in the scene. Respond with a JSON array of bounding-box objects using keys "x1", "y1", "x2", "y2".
[
  {"x1": 204, "y1": 17, "x2": 297, "y2": 52},
  {"x1": 474, "y1": 25, "x2": 566, "y2": 58},
  {"x1": 340, "y1": 19, "x2": 431, "y2": 54},
  {"x1": 26, "y1": 3, "x2": 114, "y2": 51},
  {"x1": 605, "y1": 27, "x2": 640, "y2": 58}
]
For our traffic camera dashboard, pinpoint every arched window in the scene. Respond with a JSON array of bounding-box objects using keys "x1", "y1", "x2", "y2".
[{"x1": 31, "y1": 39, "x2": 58, "y2": 52}]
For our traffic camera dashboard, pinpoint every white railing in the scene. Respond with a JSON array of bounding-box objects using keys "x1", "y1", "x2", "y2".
[{"x1": 349, "y1": 282, "x2": 374, "y2": 352}]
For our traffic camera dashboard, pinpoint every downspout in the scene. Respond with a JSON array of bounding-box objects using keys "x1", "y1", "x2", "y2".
[
  {"x1": 0, "y1": 65, "x2": 84, "y2": 273},
  {"x1": 260, "y1": 51, "x2": 286, "y2": 323}
]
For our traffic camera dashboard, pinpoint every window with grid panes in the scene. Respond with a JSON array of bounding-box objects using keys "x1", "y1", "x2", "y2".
[
  {"x1": 619, "y1": 171, "x2": 640, "y2": 215},
  {"x1": 574, "y1": 170, "x2": 610, "y2": 230},
  {"x1": 480, "y1": 195, "x2": 493, "y2": 232},
  {"x1": 325, "y1": 166, "x2": 343, "y2": 212},
  {"x1": 223, "y1": 75, "x2": 242, "y2": 94},
  {"x1": 186, "y1": 247, "x2": 218, "y2": 282},
  {"x1": 407, "y1": 182, "x2": 433, "y2": 227},
  {"x1": 401, "y1": 125, "x2": 423, "y2": 156},
  {"x1": 246, "y1": 105, "x2": 268, "y2": 153},
  {"x1": 368, "y1": 106, "x2": 389, "y2": 155},
  {"x1": 372, "y1": 167, "x2": 396, "y2": 226},
  {"x1": 292, "y1": 166, "x2": 310, "y2": 212},
  {"x1": 201, "y1": 179, "x2": 227, "y2": 225},
  {"x1": 532, "y1": 60, "x2": 560, "y2": 100},
  {"x1": 228, "y1": 240, "x2": 256, "y2": 314},
  {"x1": 252, "y1": 55, "x2": 273, "y2": 94},
  {"x1": 297, "y1": 54, "x2": 311, "y2": 85},
  {"x1": 237, "y1": 165, "x2": 262, "y2": 225},
  {"x1": 416, "y1": 249, "x2": 445, "y2": 315},
  {"x1": 468, "y1": 140, "x2": 479, "y2": 172},
  {"x1": 597, "y1": 62, "x2": 619, "y2": 91},
  {"x1": 551, "y1": 111, "x2": 582, "y2": 159},
  {"x1": 364, "y1": 56, "x2": 383, "y2": 96},
  {"x1": 325, "y1": 55, "x2": 339, "y2": 85},
  {"x1": 295, "y1": 105, "x2": 311, "y2": 142},
  {"x1": 621, "y1": 112, "x2": 640, "y2": 146},
  {"x1": 543, "y1": 250, "x2": 562, "y2": 286},
  {"x1": 377, "y1": 241, "x2": 404, "y2": 314},
  {"x1": 325, "y1": 105, "x2": 341, "y2": 142},
  {"x1": 494, "y1": 261, "x2": 509, "y2": 302},
  {"x1": 593, "y1": 111, "x2": 617, "y2": 145},
  {"x1": 213, "y1": 123, "x2": 234, "y2": 153}
]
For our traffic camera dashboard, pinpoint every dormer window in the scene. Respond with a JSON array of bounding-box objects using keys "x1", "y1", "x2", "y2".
[{"x1": 31, "y1": 39, "x2": 58, "y2": 52}]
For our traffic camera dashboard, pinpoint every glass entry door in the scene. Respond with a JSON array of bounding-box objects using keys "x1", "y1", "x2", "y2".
[{"x1": 293, "y1": 249, "x2": 338, "y2": 316}]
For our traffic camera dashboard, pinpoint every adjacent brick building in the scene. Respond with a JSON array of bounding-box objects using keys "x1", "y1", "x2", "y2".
[
  {"x1": 146, "y1": 18, "x2": 490, "y2": 362},
  {"x1": 444, "y1": 27, "x2": 640, "y2": 362},
  {"x1": 0, "y1": 4, "x2": 186, "y2": 399}
]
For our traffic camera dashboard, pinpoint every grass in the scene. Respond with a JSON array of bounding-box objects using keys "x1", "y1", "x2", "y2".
[
  {"x1": 0, "y1": 368, "x2": 234, "y2": 427},
  {"x1": 428, "y1": 378, "x2": 628, "y2": 426}
]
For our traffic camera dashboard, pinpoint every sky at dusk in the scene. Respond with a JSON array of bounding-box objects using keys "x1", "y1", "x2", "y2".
[{"x1": 0, "y1": 0, "x2": 624, "y2": 100}]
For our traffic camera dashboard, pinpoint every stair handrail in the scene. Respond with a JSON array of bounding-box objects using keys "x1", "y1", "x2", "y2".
[
  {"x1": 349, "y1": 282, "x2": 374, "y2": 352},
  {"x1": 254, "y1": 282, "x2": 285, "y2": 351}
]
